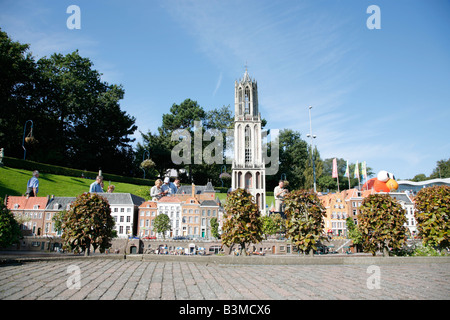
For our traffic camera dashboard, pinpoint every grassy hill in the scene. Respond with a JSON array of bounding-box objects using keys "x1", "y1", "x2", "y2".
[
  {"x1": 0, "y1": 166, "x2": 274, "y2": 206},
  {"x1": 0, "y1": 166, "x2": 147, "y2": 199}
]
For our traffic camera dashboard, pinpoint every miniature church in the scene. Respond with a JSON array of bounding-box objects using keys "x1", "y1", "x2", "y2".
[{"x1": 231, "y1": 68, "x2": 266, "y2": 214}]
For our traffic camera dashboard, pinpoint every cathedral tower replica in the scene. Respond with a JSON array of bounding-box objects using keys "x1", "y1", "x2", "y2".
[{"x1": 231, "y1": 69, "x2": 266, "y2": 214}]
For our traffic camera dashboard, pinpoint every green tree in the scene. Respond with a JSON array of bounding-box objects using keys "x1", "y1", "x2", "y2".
[
  {"x1": 138, "y1": 101, "x2": 235, "y2": 185},
  {"x1": 284, "y1": 190, "x2": 326, "y2": 255},
  {"x1": 0, "y1": 29, "x2": 38, "y2": 159},
  {"x1": 320, "y1": 158, "x2": 375, "y2": 191},
  {"x1": 34, "y1": 51, "x2": 137, "y2": 174},
  {"x1": 210, "y1": 217, "x2": 220, "y2": 239},
  {"x1": 346, "y1": 217, "x2": 362, "y2": 248},
  {"x1": 0, "y1": 199, "x2": 21, "y2": 248},
  {"x1": 266, "y1": 129, "x2": 308, "y2": 191},
  {"x1": 153, "y1": 213, "x2": 171, "y2": 239},
  {"x1": 414, "y1": 185, "x2": 450, "y2": 250},
  {"x1": 304, "y1": 145, "x2": 323, "y2": 191},
  {"x1": 260, "y1": 213, "x2": 285, "y2": 239},
  {"x1": 411, "y1": 173, "x2": 428, "y2": 182},
  {"x1": 52, "y1": 210, "x2": 66, "y2": 235},
  {"x1": 357, "y1": 194, "x2": 407, "y2": 256},
  {"x1": 222, "y1": 189, "x2": 263, "y2": 255},
  {"x1": 61, "y1": 193, "x2": 115, "y2": 256},
  {"x1": 429, "y1": 158, "x2": 450, "y2": 179}
]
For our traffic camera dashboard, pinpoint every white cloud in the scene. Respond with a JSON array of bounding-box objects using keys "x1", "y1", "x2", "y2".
[{"x1": 212, "y1": 72, "x2": 222, "y2": 97}]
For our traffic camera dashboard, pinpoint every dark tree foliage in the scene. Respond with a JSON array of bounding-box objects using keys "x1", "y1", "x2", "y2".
[
  {"x1": 0, "y1": 30, "x2": 137, "y2": 175},
  {"x1": 0, "y1": 199, "x2": 21, "y2": 248}
]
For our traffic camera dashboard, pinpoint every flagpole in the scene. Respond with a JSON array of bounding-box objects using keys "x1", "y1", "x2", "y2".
[
  {"x1": 344, "y1": 160, "x2": 351, "y2": 190},
  {"x1": 332, "y1": 158, "x2": 340, "y2": 193},
  {"x1": 337, "y1": 173, "x2": 340, "y2": 193},
  {"x1": 355, "y1": 160, "x2": 361, "y2": 191}
]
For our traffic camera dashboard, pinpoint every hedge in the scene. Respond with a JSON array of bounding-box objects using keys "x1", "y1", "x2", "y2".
[{"x1": 3, "y1": 156, "x2": 155, "y2": 186}]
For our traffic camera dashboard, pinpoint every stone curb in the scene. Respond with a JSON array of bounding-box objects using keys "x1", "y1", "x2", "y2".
[{"x1": 1, "y1": 253, "x2": 449, "y2": 266}]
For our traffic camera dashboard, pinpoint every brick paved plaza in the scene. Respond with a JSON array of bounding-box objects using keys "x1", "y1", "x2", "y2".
[{"x1": 0, "y1": 257, "x2": 449, "y2": 301}]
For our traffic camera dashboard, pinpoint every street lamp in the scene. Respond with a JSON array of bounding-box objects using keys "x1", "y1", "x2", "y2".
[
  {"x1": 22, "y1": 120, "x2": 34, "y2": 160},
  {"x1": 142, "y1": 150, "x2": 150, "y2": 179},
  {"x1": 306, "y1": 106, "x2": 317, "y2": 193}
]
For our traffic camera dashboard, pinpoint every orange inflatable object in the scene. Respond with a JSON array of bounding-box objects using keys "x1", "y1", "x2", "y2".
[
  {"x1": 386, "y1": 179, "x2": 398, "y2": 191},
  {"x1": 373, "y1": 179, "x2": 390, "y2": 192},
  {"x1": 362, "y1": 171, "x2": 398, "y2": 192},
  {"x1": 363, "y1": 178, "x2": 377, "y2": 190}
]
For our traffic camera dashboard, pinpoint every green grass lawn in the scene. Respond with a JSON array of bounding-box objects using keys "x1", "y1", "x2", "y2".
[
  {"x1": 0, "y1": 166, "x2": 146, "y2": 199},
  {"x1": 0, "y1": 165, "x2": 275, "y2": 206}
]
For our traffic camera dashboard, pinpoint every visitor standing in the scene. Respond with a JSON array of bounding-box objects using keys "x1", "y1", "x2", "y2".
[
  {"x1": 150, "y1": 179, "x2": 163, "y2": 200},
  {"x1": 26, "y1": 170, "x2": 40, "y2": 197},
  {"x1": 161, "y1": 177, "x2": 177, "y2": 196},
  {"x1": 89, "y1": 176, "x2": 104, "y2": 193},
  {"x1": 274, "y1": 180, "x2": 288, "y2": 213}
]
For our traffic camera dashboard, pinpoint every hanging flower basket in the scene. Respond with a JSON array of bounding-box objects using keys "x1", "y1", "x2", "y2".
[
  {"x1": 25, "y1": 136, "x2": 38, "y2": 145},
  {"x1": 140, "y1": 159, "x2": 155, "y2": 170},
  {"x1": 219, "y1": 172, "x2": 231, "y2": 179}
]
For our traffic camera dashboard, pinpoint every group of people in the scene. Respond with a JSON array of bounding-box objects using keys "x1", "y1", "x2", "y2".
[
  {"x1": 25, "y1": 170, "x2": 288, "y2": 214},
  {"x1": 150, "y1": 177, "x2": 180, "y2": 201},
  {"x1": 89, "y1": 175, "x2": 115, "y2": 193}
]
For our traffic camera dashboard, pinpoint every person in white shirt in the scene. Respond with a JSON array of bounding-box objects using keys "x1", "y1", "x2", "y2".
[
  {"x1": 150, "y1": 179, "x2": 163, "y2": 200},
  {"x1": 274, "y1": 180, "x2": 288, "y2": 213}
]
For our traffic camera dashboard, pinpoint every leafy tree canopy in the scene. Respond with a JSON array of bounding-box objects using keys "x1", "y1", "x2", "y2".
[
  {"x1": 222, "y1": 189, "x2": 263, "y2": 255},
  {"x1": 357, "y1": 194, "x2": 407, "y2": 256},
  {"x1": 61, "y1": 193, "x2": 115, "y2": 256}
]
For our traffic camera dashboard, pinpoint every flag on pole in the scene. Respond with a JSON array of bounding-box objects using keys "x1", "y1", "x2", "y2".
[
  {"x1": 344, "y1": 160, "x2": 349, "y2": 177},
  {"x1": 361, "y1": 161, "x2": 367, "y2": 181},
  {"x1": 332, "y1": 158, "x2": 338, "y2": 178},
  {"x1": 344, "y1": 160, "x2": 351, "y2": 190},
  {"x1": 354, "y1": 160, "x2": 359, "y2": 179},
  {"x1": 332, "y1": 158, "x2": 340, "y2": 192}
]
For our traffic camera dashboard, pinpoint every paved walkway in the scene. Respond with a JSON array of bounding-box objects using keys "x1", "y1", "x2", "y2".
[{"x1": 0, "y1": 258, "x2": 449, "y2": 300}]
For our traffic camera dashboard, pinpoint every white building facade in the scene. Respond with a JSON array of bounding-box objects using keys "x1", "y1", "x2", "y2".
[
  {"x1": 157, "y1": 196, "x2": 183, "y2": 238},
  {"x1": 231, "y1": 69, "x2": 266, "y2": 214},
  {"x1": 100, "y1": 193, "x2": 145, "y2": 238},
  {"x1": 388, "y1": 193, "x2": 418, "y2": 236}
]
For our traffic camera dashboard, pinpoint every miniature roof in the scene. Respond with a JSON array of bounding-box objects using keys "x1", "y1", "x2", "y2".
[
  {"x1": 6, "y1": 196, "x2": 49, "y2": 210},
  {"x1": 45, "y1": 197, "x2": 76, "y2": 210},
  {"x1": 92, "y1": 193, "x2": 145, "y2": 206},
  {"x1": 139, "y1": 201, "x2": 158, "y2": 209}
]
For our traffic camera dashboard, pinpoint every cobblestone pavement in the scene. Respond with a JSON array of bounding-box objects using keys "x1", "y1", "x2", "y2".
[{"x1": 0, "y1": 259, "x2": 449, "y2": 300}]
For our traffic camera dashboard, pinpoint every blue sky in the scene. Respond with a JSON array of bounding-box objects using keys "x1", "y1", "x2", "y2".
[{"x1": 1, "y1": 0, "x2": 449, "y2": 180}]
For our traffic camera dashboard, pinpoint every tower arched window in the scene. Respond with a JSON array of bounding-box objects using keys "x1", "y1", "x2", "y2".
[
  {"x1": 238, "y1": 88, "x2": 243, "y2": 115},
  {"x1": 244, "y1": 87, "x2": 250, "y2": 114},
  {"x1": 245, "y1": 125, "x2": 252, "y2": 164}
]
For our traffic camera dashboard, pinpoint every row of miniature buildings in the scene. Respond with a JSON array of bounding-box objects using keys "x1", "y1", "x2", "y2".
[
  {"x1": 4, "y1": 182, "x2": 223, "y2": 240},
  {"x1": 5, "y1": 184, "x2": 418, "y2": 243},
  {"x1": 318, "y1": 188, "x2": 418, "y2": 237}
]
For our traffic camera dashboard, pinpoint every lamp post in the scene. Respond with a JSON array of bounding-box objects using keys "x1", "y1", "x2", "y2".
[
  {"x1": 306, "y1": 106, "x2": 317, "y2": 193},
  {"x1": 142, "y1": 150, "x2": 150, "y2": 179},
  {"x1": 22, "y1": 120, "x2": 34, "y2": 160}
]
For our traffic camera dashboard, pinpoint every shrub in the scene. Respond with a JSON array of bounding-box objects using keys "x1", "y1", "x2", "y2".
[
  {"x1": 222, "y1": 189, "x2": 263, "y2": 255},
  {"x1": 61, "y1": 193, "x2": 115, "y2": 256},
  {"x1": 358, "y1": 194, "x2": 407, "y2": 256},
  {"x1": 414, "y1": 185, "x2": 450, "y2": 250},
  {"x1": 284, "y1": 189, "x2": 326, "y2": 255}
]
